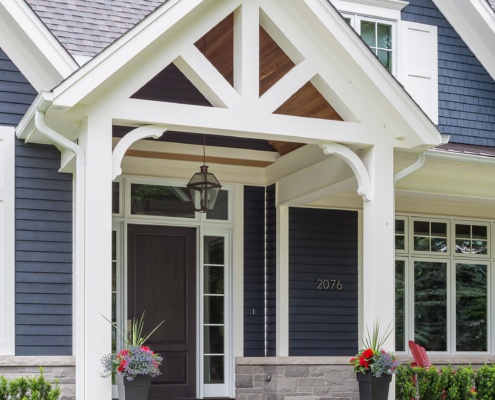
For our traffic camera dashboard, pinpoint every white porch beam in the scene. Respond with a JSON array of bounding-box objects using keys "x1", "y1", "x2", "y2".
[
  {"x1": 277, "y1": 156, "x2": 356, "y2": 206},
  {"x1": 234, "y1": 0, "x2": 260, "y2": 105},
  {"x1": 78, "y1": 114, "x2": 113, "y2": 400},
  {"x1": 110, "y1": 98, "x2": 376, "y2": 146},
  {"x1": 259, "y1": 60, "x2": 316, "y2": 113},
  {"x1": 175, "y1": 46, "x2": 242, "y2": 109}
]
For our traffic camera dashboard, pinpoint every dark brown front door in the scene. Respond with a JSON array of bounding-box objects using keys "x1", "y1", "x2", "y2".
[{"x1": 128, "y1": 224, "x2": 196, "y2": 399}]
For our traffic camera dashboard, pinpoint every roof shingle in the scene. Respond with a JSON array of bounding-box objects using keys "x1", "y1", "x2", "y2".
[{"x1": 25, "y1": 0, "x2": 166, "y2": 57}]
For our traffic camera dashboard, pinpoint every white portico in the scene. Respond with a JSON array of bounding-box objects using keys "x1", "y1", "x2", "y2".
[{"x1": 16, "y1": 0, "x2": 442, "y2": 399}]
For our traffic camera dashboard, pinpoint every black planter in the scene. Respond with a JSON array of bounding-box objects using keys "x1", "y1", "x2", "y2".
[
  {"x1": 116, "y1": 374, "x2": 151, "y2": 400},
  {"x1": 356, "y1": 371, "x2": 392, "y2": 400}
]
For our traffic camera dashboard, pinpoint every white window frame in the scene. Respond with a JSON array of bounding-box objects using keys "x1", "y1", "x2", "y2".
[
  {"x1": 410, "y1": 217, "x2": 450, "y2": 256},
  {"x1": 341, "y1": 13, "x2": 397, "y2": 75},
  {"x1": 411, "y1": 257, "x2": 451, "y2": 355},
  {"x1": 0, "y1": 127, "x2": 15, "y2": 355},
  {"x1": 396, "y1": 214, "x2": 493, "y2": 355},
  {"x1": 452, "y1": 260, "x2": 490, "y2": 356}
]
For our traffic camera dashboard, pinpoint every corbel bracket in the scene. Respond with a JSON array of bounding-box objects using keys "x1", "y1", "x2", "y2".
[
  {"x1": 319, "y1": 142, "x2": 371, "y2": 202},
  {"x1": 112, "y1": 125, "x2": 167, "y2": 180}
]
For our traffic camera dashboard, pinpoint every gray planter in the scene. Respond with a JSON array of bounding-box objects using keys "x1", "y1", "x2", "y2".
[{"x1": 116, "y1": 374, "x2": 151, "y2": 400}]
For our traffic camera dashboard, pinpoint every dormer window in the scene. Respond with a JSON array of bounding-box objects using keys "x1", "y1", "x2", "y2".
[{"x1": 344, "y1": 14, "x2": 394, "y2": 72}]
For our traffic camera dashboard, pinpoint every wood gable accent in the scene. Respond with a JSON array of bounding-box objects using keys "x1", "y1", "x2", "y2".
[{"x1": 126, "y1": 7, "x2": 352, "y2": 160}]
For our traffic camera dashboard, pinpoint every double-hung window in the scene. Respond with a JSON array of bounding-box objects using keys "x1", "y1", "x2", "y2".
[{"x1": 395, "y1": 216, "x2": 491, "y2": 354}]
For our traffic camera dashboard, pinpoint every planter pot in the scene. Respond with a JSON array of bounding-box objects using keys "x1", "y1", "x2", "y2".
[
  {"x1": 356, "y1": 371, "x2": 392, "y2": 400},
  {"x1": 116, "y1": 374, "x2": 151, "y2": 400}
]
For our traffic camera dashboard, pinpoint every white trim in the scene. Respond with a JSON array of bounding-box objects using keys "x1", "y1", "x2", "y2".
[
  {"x1": 0, "y1": 127, "x2": 15, "y2": 355},
  {"x1": 275, "y1": 203, "x2": 289, "y2": 356},
  {"x1": 432, "y1": 0, "x2": 495, "y2": 81},
  {"x1": 320, "y1": 142, "x2": 372, "y2": 201},
  {"x1": 0, "y1": 0, "x2": 77, "y2": 91},
  {"x1": 111, "y1": 125, "x2": 166, "y2": 180}
]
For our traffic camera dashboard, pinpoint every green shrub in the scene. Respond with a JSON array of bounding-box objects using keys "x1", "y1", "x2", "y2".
[
  {"x1": 0, "y1": 368, "x2": 60, "y2": 400},
  {"x1": 396, "y1": 364, "x2": 480, "y2": 400},
  {"x1": 474, "y1": 365, "x2": 495, "y2": 399}
]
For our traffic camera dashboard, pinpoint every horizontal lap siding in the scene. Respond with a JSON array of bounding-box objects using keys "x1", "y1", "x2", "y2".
[
  {"x1": 402, "y1": 1, "x2": 495, "y2": 146},
  {"x1": 265, "y1": 184, "x2": 276, "y2": 356},
  {"x1": 1, "y1": 48, "x2": 74, "y2": 355},
  {"x1": 289, "y1": 208, "x2": 358, "y2": 356},
  {"x1": 243, "y1": 186, "x2": 265, "y2": 356},
  {"x1": 16, "y1": 140, "x2": 73, "y2": 356}
]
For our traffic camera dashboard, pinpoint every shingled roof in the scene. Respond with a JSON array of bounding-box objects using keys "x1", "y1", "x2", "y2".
[
  {"x1": 24, "y1": 0, "x2": 495, "y2": 59},
  {"x1": 25, "y1": 0, "x2": 166, "y2": 57}
]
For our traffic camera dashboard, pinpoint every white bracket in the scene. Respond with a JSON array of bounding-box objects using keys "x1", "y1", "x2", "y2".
[
  {"x1": 319, "y1": 142, "x2": 371, "y2": 202},
  {"x1": 112, "y1": 125, "x2": 167, "y2": 179}
]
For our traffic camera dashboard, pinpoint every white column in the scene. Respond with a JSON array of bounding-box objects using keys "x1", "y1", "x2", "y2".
[
  {"x1": 361, "y1": 143, "x2": 395, "y2": 400},
  {"x1": 276, "y1": 204, "x2": 289, "y2": 356},
  {"x1": 77, "y1": 114, "x2": 113, "y2": 400}
]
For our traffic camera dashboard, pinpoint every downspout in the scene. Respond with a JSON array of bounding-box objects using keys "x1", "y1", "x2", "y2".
[
  {"x1": 394, "y1": 152, "x2": 426, "y2": 183},
  {"x1": 34, "y1": 111, "x2": 86, "y2": 400}
]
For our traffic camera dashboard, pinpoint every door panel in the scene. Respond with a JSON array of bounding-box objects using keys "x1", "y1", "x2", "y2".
[{"x1": 128, "y1": 224, "x2": 196, "y2": 399}]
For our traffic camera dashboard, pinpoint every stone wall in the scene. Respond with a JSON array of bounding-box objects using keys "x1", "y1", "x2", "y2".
[
  {"x1": 236, "y1": 357, "x2": 360, "y2": 400},
  {"x1": 0, "y1": 356, "x2": 75, "y2": 400}
]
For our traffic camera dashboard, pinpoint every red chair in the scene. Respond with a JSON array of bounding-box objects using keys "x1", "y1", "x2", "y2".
[{"x1": 408, "y1": 340, "x2": 432, "y2": 368}]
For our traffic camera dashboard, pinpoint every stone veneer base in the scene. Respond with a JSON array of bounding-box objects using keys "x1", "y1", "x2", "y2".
[
  {"x1": 235, "y1": 356, "x2": 495, "y2": 400},
  {"x1": 0, "y1": 356, "x2": 75, "y2": 400}
]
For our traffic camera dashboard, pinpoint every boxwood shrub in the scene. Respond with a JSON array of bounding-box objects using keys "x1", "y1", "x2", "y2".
[
  {"x1": 0, "y1": 367, "x2": 60, "y2": 400},
  {"x1": 396, "y1": 364, "x2": 495, "y2": 400}
]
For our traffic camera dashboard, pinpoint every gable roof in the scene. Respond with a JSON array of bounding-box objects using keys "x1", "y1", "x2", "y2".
[
  {"x1": 25, "y1": 0, "x2": 166, "y2": 57},
  {"x1": 17, "y1": 0, "x2": 441, "y2": 153},
  {"x1": 433, "y1": 0, "x2": 495, "y2": 81},
  {"x1": 0, "y1": 0, "x2": 78, "y2": 90}
]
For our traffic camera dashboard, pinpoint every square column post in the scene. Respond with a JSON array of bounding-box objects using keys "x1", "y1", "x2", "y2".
[
  {"x1": 276, "y1": 204, "x2": 289, "y2": 356},
  {"x1": 76, "y1": 114, "x2": 113, "y2": 400},
  {"x1": 361, "y1": 143, "x2": 395, "y2": 400}
]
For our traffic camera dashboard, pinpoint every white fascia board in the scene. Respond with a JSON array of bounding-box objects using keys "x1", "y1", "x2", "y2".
[
  {"x1": 432, "y1": 0, "x2": 495, "y2": 81},
  {"x1": 15, "y1": 91, "x2": 53, "y2": 142},
  {"x1": 331, "y1": 0, "x2": 408, "y2": 20},
  {"x1": 51, "y1": 0, "x2": 241, "y2": 109},
  {"x1": 282, "y1": 0, "x2": 441, "y2": 148},
  {"x1": 0, "y1": 0, "x2": 78, "y2": 91}
]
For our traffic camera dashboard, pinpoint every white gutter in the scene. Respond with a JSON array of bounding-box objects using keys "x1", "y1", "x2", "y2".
[{"x1": 34, "y1": 111, "x2": 86, "y2": 400}]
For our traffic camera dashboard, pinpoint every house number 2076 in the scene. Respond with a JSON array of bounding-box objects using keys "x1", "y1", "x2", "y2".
[{"x1": 316, "y1": 279, "x2": 343, "y2": 290}]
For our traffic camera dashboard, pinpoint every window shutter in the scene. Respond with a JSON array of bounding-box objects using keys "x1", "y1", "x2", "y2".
[
  {"x1": 0, "y1": 127, "x2": 15, "y2": 355},
  {"x1": 398, "y1": 21, "x2": 438, "y2": 124}
]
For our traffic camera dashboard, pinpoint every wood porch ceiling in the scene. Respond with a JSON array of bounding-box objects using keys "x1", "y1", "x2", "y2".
[{"x1": 128, "y1": 11, "x2": 344, "y2": 166}]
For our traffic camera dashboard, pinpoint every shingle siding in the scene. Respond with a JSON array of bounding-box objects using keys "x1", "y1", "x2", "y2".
[
  {"x1": 402, "y1": 0, "x2": 495, "y2": 147},
  {"x1": 0, "y1": 47, "x2": 73, "y2": 356}
]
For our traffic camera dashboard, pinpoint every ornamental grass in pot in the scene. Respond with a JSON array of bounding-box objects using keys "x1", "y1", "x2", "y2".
[
  {"x1": 349, "y1": 322, "x2": 399, "y2": 400},
  {"x1": 101, "y1": 313, "x2": 164, "y2": 400}
]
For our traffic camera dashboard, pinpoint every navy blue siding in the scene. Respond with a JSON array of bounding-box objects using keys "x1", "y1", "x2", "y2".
[
  {"x1": 0, "y1": 48, "x2": 74, "y2": 355},
  {"x1": 0, "y1": 48, "x2": 37, "y2": 125},
  {"x1": 16, "y1": 140, "x2": 73, "y2": 356},
  {"x1": 243, "y1": 186, "x2": 266, "y2": 356},
  {"x1": 265, "y1": 184, "x2": 276, "y2": 356},
  {"x1": 289, "y1": 208, "x2": 358, "y2": 356},
  {"x1": 402, "y1": 1, "x2": 495, "y2": 146}
]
